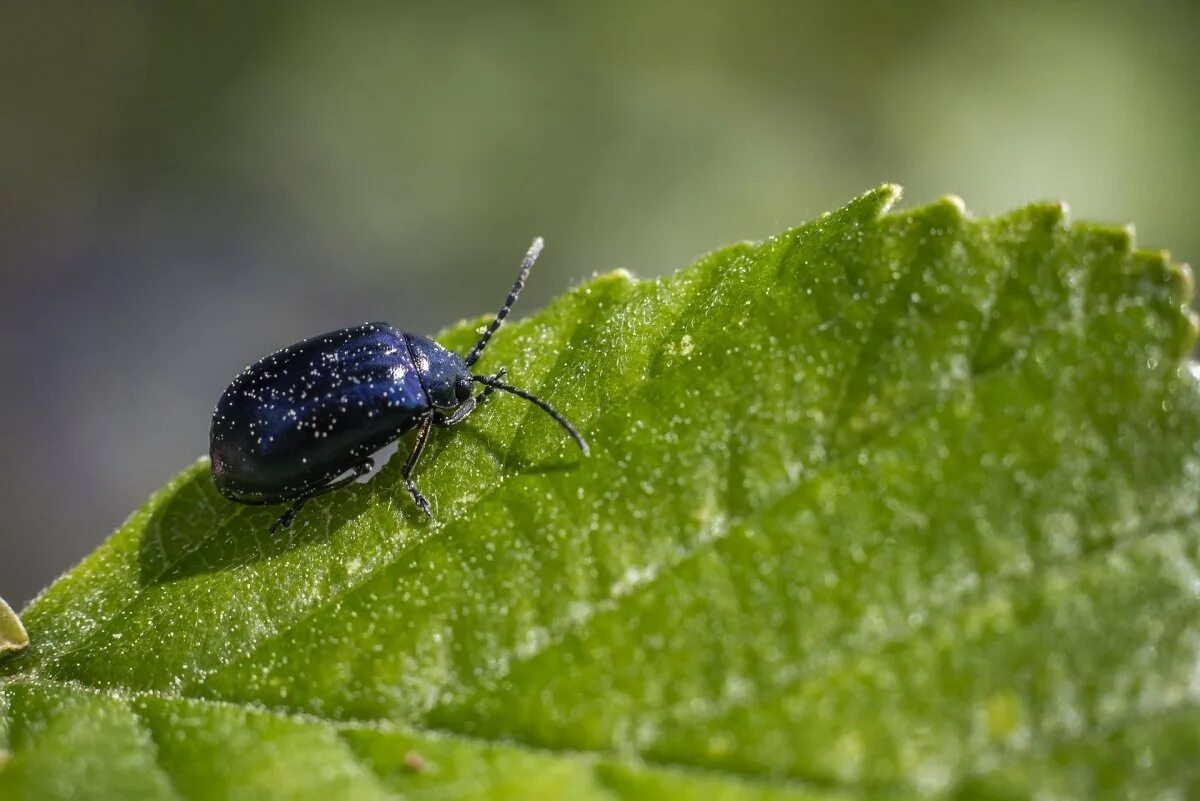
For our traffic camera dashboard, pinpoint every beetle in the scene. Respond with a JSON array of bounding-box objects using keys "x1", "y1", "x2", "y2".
[{"x1": 209, "y1": 238, "x2": 588, "y2": 531}]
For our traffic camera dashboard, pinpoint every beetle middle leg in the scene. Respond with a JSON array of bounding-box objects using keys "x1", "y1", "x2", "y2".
[
  {"x1": 269, "y1": 457, "x2": 375, "y2": 532},
  {"x1": 403, "y1": 366, "x2": 509, "y2": 520},
  {"x1": 402, "y1": 416, "x2": 434, "y2": 518}
]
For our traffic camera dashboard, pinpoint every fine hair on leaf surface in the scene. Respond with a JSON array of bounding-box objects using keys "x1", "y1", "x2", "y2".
[{"x1": 2, "y1": 186, "x2": 1198, "y2": 799}]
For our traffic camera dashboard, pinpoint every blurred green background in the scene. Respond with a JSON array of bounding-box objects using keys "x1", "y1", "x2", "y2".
[{"x1": 2, "y1": 1, "x2": 1197, "y2": 606}]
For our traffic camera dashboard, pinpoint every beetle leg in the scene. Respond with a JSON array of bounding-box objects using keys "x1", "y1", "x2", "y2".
[
  {"x1": 432, "y1": 365, "x2": 508, "y2": 428},
  {"x1": 270, "y1": 498, "x2": 307, "y2": 533},
  {"x1": 432, "y1": 395, "x2": 477, "y2": 428},
  {"x1": 268, "y1": 458, "x2": 375, "y2": 533},
  {"x1": 403, "y1": 416, "x2": 434, "y2": 518},
  {"x1": 428, "y1": 368, "x2": 507, "y2": 433}
]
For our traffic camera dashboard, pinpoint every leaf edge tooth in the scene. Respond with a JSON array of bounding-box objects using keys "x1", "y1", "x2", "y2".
[
  {"x1": 937, "y1": 193, "x2": 971, "y2": 217},
  {"x1": 1177, "y1": 261, "x2": 1195, "y2": 303},
  {"x1": 0, "y1": 599, "x2": 29, "y2": 658},
  {"x1": 1068, "y1": 220, "x2": 1136, "y2": 254},
  {"x1": 866, "y1": 182, "x2": 903, "y2": 217}
]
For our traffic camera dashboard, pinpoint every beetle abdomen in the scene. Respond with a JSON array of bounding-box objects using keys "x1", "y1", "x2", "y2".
[{"x1": 210, "y1": 322, "x2": 427, "y2": 503}]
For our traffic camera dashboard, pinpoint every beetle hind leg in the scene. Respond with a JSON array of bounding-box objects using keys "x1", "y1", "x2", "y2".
[
  {"x1": 269, "y1": 499, "x2": 306, "y2": 533},
  {"x1": 268, "y1": 457, "x2": 375, "y2": 532}
]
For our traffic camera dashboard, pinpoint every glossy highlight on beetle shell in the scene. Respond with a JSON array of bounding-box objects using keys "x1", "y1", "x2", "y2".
[{"x1": 210, "y1": 322, "x2": 429, "y2": 504}]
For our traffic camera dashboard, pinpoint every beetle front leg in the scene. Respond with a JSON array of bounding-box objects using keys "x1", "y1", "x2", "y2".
[
  {"x1": 476, "y1": 367, "x2": 507, "y2": 404},
  {"x1": 432, "y1": 396, "x2": 476, "y2": 428},
  {"x1": 432, "y1": 368, "x2": 506, "y2": 428}
]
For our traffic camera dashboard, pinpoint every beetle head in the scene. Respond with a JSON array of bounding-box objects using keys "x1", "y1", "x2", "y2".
[{"x1": 406, "y1": 333, "x2": 473, "y2": 409}]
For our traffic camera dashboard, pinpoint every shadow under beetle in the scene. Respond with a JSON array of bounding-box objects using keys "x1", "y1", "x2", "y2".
[{"x1": 209, "y1": 238, "x2": 588, "y2": 531}]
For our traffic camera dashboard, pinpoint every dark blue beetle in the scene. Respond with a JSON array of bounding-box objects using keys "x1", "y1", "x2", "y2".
[{"x1": 210, "y1": 238, "x2": 587, "y2": 531}]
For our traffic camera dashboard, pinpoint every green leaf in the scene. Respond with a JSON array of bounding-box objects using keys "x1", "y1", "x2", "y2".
[{"x1": 3, "y1": 186, "x2": 1198, "y2": 799}]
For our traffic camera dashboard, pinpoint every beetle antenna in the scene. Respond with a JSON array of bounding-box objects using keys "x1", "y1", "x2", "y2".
[
  {"x1": 472, "y1": 374, "x2": 589, "y2": 455},
  {"x1": 465, "y1": 237, "x2": 544, "y2": 368}
]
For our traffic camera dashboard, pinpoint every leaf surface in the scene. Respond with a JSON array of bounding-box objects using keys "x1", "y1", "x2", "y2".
[{"x1": 3, "y1": 187, "x2": 1198, "y2": 799}]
